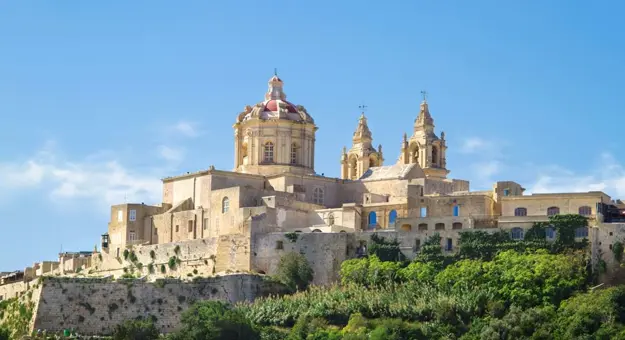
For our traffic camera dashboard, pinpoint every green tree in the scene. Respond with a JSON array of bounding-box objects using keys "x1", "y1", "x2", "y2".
[
  {"x1": 413, "y1": 234, "x2": 445, "y2": 268},
  {"x1": 169, "y1": 301, "x2": 260, "y2": 340},
  {"x1": 275, "y1": 252, "x2": 314, "y2": 292},
  {"x1": 0, "y1": 327, "x2": 9, "y2": 340},
  {"x1": 112, "y1": 318, "x2": 159, "y2": 340},
  {"x1": 368, "y1": 234, "x2": 406, "y2": 262}
]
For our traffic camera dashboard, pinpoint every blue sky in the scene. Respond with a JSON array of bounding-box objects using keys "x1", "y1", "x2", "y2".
[{"x1": 1, "y1": 1, "x2": 625, "y2": 271}]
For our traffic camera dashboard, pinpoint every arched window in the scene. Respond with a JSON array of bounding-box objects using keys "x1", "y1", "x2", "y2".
[
  {"x1": 290, "y1": 143, "x2": 297, "y2": 165},
  {"x1": 511, "y1": 227, "x2": 524, "y2": 240},
  {"x1": 369, "y1": 155, "x2": 378, "y2": 167},
  {"x1": 411, "y1": 145, "x2": 419, "y2": 163},
  {"x1": 313, "y1": 187, "x2": 324, "y2": 205},
  {"x1": 418, "y1": 223, "x2": 428, "y2": 231},
  {"x1": 546, "y1": 227, "x2": 556, "y2": 239},
  {"x1": 435, "y1": 223, "x2": 445, "y2": 230},
  {"x1": 328, "y1": 213, "x2": 335, "y2": 226},
  {"x1": 431, "y1": 146, "x2": 438, "y2": 165},
  {"x1": 263, "y1": 142, "x2": 274, "y2": 163},
  {"x1": 368, "y1": 211, "x2": 377, "y2": 227},
  {"x1": 312, "y1": 229, "x2": 322, "y2": 233},
  {"x1": 575, "y1": 227, "x2": 589, "y2": 238},
  {"x1": 389, "y1": 210, "x2": 397, "y2": 224},
  {"x1": 514, "y1": 207, "x2": 527, "y2": 216},
  {"x1": 222, "y1": 197, "x2": 229, "y2": 213},
  {"x1": 400, "y1": 224, "x2": 412, "y2": 232},
  {"x1": 348, "y1": 157, "x2": 358, "y2": 180},
  {"x1": 578, "y1": 206, "x2": 592, "y2": 216},
  {"x1": 452, "y1": 222, "x2": 462, "y2": 230},
  {"x1": 547, "y1": 206, "x2": 560, "y2": 216}
]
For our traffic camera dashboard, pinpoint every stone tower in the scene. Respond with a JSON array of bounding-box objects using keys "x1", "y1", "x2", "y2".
[
  {"x1": 399, "y1": 97, "x2": 449, "y2": 179},
  {"x1": 341, "y1": 112, "x2": 383, "y2": 180},
  {"x1": 233, "y1": 75, "x2": 317, "y2": 176}
]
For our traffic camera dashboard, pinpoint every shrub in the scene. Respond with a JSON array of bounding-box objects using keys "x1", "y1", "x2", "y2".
[
  {"x1": 168, "y1": 301, "x2": 259, "y2": 340},
  {"x1": 112, "y1": 318, "x2": 159, "y2": 340},
  {"x1": 274, "y1": 252, "x2": 314, "y2": 292},
  {"x1": 150, "y1": 250, "x2": 156, "y2": 260},
  {"x1": 174, "y1": 245, "x2": 181, "y2": 255},
  {"x1": 169, "y1": 256, "x2": 178, "y2": 270},
  {"x1": 123, "y1": 249, "x2": 130, "y2": 260}
]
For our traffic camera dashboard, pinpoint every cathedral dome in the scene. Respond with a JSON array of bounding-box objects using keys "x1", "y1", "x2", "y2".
[{"x1": 237, "y1": 75, "x2": 314, "y2": 124}]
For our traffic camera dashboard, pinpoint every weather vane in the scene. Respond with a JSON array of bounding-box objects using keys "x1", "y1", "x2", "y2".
[
  {"x1": 274, "y1": 68, "x2": 278, "y2": 76},
  {"x1": 358, "y1": 103, "x2": 368, "y2": 112},
  {"x1": 420, "y1": 90, "x2": 428, "y2": 101}
]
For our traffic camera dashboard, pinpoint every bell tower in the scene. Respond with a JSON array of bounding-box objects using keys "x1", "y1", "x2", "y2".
[
  {"x1": 341, "y1": 107, "x2": 383, "y2": 180},
  {"x1": 399, "y1": 92, "x2": 449, "y2": 179}
]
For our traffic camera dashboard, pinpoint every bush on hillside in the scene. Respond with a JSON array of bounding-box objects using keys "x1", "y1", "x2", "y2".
[
  {"x1": 275, "y1": 252, "x2": 314, "y2": 292},
  {"x1": 112, "y1": 318, "x2": 159, "y2": 340}
]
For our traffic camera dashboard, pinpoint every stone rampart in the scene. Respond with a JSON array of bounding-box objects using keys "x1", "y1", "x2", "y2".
[{"x1": 31, "y1": 274, "x2": 286, "y2": 335}]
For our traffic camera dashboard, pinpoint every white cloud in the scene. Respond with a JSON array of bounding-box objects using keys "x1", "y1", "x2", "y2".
[
  {"x1": 158, "y1": 145, "x2": 185, "y2": 163},
  {"x1": 525, "y1": 153, "x2": 625, "y2": 197},
  {"x1": 461, "y1": 137, "x2": 488, "y2": 153},
  {"x1": 471, "y1": 160, "x2": 502, "y2": 180},
  {"x1": 0, "y1": 142, "x2": 163, "y2": 207},
  {"x1": 173, "y1": 121, "x2": 200, "y2": 138}
]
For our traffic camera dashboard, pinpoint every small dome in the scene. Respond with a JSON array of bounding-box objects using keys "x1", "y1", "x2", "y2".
[
  {"x1": 237, "y1": 75, "x2": 314, "y2": 124},
  {"x1": 264, "y1": 99, "x2": 298, "y2": 113}
]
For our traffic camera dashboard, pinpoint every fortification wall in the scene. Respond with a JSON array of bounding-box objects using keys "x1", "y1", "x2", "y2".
[
  {"x1": 0, "y1": 281, "x2": 28, "y2": 301},
  {"x1": 32, "y1": 275, "x2": 286, "y2": 335},
  {"x1": 92, "y1": 235, "x2": 252, "y2": 280}
]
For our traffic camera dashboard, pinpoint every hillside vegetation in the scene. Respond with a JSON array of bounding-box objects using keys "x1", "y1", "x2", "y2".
[{"x1": 5, "y1": 214, "x2": 625, "y2": 339}]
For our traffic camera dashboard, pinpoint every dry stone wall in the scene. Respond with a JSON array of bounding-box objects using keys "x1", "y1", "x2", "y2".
[{"x1": 32, "y1": 274, "x2": 286, "y2": 335}]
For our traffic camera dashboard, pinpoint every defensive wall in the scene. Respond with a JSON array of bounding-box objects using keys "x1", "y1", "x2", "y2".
[{"x1": 26, "y1": 274, "x2": 286, "y2": 335}]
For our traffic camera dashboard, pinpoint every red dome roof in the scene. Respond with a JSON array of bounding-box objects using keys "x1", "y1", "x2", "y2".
[{"x1": 264, "y1": 99, "x2": 298, "y2": 113}]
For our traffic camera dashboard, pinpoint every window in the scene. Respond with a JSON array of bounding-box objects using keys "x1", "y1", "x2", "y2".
[
  {"x1": 546, "y1": 227, "x2": 556, "y2": 239},
  {"x1": 435, "y1": 223, "x2": 445, "y2": 230},
  {"x1": 222, "y1": 197, "x2": 230, "y2": 213},
  {"x1": 453, "y1": 205, "x2": 460, "y2": 217},
  {"x1": 432, "y1": 146, "x2": 438, "y2": 164},
  {"x1": 275, "y1": 240, "x2": 284, "y2": 250},
  {"x1": 188, "y1": 220, "x2": 193, "y2": 233},
  {"x1": 575, "y1": 227, "x2": 589, "y2": 238},
  {"x1": 547, "y1": 206, "x2": 560, "y2": 216},
  {"x1": 313, "y1": 187, "x2": 324, "y2": 205},
  {"x1": 117, "y1": 210, "x2": 123, "y2": 222},
  {"x1": 446, "y1": 238, "x2": 453, "y2": 251},
  {"x1": 129, "y1": 231, "x2": 137, "y2": 242},
  {"x1": 511, "y1": 227, "x2": 524, "y2": 240},
  {"x1": 312, "y1": 229, "x2": 322, "y2": 233},
  {"x1": 514, "y1": 207, "x2": 527, "y2": 216},
  {"x1": 452, "y1": 222, "x2": 463, "y2": 230},
  {"x1": 418, "y1": 223, "x2": 428, "y2": 231},
  {"x1": 175, "y1": 225, "x2": 179, "y2": 232},
  {"x1": 420, "y1": 207, "x2": 427, "y2": 217},
  {"x1": 400, "y1": 224, "x2": 412, "y2": 232},
  {"x1": 415, "y1": 239, "x2": 421, "y2": 251},
  {"x1": 264, "y1": 142, "x2": 274, "y2": 162},
  {"x1": 290, "y1": 143, "x2": 297, "y2": 164},
  {"x1": 578, "y1": 206, "x2": 592, "y2": 216},
  {"x1": 203, "y1": 218, "x2": 208, "y2": 230},
  {"x1": 368, "y1": 211, "x2": 377, "y2": 227},
  {"x1": 129, "y1": 209, "x2": 137, "y2": 222},
  {"x1": 328, "y1": 213, "x2": 335, "y2": 226},
  {"x1": 503, "y1": 188, "x2": 510, "y2": 196},
  {"x1": 389, "y1": 210, "x2": 398, "y2": 224}
]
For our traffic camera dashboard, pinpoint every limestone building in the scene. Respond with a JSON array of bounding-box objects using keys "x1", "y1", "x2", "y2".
[{"x1": 92, "y1": 73, "x2": 624, "y2": 283}]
